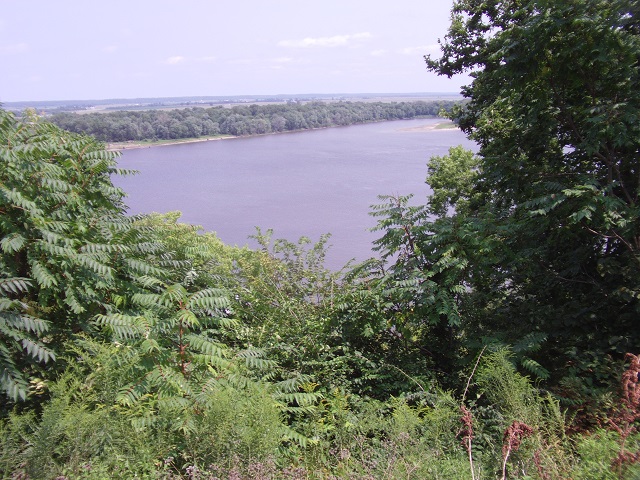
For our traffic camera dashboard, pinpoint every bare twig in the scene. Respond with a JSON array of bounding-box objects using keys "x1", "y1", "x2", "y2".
[{"x1": 463, "y1": 346, "x2": 486, "y2": 403}]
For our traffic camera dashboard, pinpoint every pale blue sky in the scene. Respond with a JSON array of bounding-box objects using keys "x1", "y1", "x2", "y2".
[{"x1": 0, "y1": 1, "x2": 469, "y2": 102}]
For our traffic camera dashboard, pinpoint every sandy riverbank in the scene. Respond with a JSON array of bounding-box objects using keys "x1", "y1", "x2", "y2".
[
  {"x1": 399, "y1": 120, "x2": 458, "y2": 132},
  {"x1": 107, "y1": 135, "x2": 236, "y2": 151}
]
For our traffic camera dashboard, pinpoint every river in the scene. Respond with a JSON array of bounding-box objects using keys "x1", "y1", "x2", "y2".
[{"x1": 114, "y1": 118, "x2": 477, "y2": 270}]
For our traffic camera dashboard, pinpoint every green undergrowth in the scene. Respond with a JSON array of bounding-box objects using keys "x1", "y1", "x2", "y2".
[{"x1": 2, "y1": 348, "x2": 638, "y2": 479}]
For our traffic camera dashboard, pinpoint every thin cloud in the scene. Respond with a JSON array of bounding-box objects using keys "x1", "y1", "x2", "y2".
[
  {"x1": 102, "y1": 45, "x2": 118, "y2": 54},
  {"x1": 227, "y1": 58, "x2": 252, "y2": 65},
  {"x1": 0, "y1": 43, "x2": 28, "y2": 55},
  {"x1": 165, "y1": 56, "x2": 185, "y2": 65},
  {"x1": 270, "y1": 57, "x2": 295, "y2": 70},
  {"x1": 399, "y1": 44, "x2": 439, "y2": 55},
  {"x1": 370, "y1": 49, "x2": 389, "y2": 57},
  {"x1": 278, "y1": 32, "x2": 371, "y2": 48},
  {"x1": 228, "y1": 56, "x2": 300, "y2": 68}
]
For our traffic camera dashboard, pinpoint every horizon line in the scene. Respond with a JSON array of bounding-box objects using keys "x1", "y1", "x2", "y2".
[{"x1": 2, "y1": 91, "x2": 462, "y2": 105}]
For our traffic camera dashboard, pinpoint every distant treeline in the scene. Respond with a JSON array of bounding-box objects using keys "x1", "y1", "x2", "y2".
[{"x1": 47, "y1": 100, "x2": 457, "y2": 143}]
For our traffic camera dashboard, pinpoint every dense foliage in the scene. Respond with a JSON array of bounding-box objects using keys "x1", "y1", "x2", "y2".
[
  {"x1": 420, "y1": 0, "x2": 640, "y2": 402},
  {"x1": 46, "y1": 100, "x2": 456, "y2": 143},
  {"x1": 0, "y1": 108, "x2": 150, "y2": 401},
  {"x1": 1, "y1": 0, "x2": 639, "y2": 477}
]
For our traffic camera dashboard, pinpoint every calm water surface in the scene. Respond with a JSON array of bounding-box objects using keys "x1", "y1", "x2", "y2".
[{"x1": 114, "y1": 119, "x2": 477, "y2": 269}]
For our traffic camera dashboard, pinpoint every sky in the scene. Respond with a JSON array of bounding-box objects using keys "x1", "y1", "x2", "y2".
[{"x1": 0, "y1": 1, "x2": 470, "y2": 102}]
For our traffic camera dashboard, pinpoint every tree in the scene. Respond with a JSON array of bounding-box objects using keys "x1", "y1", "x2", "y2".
[
  {"x1": 426, "y1": 145, "x2": 479, "y2": 217},
  {"x1": 328, "y1": 188, "x2": 482, "y2": 396},
  {"x1": 0, "y1": 109, "x2": 162, "y2": 401},
  {"x1": 423, "y1": 0, "x2": 640, "y2": 394}
]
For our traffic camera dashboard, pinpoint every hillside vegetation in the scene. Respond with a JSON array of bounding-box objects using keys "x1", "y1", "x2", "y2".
[{"x1": 1, "y1": 0, "x2": 639, "y2": 478}]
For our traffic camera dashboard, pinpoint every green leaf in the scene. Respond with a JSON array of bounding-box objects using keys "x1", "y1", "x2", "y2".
[
  {"x1": 31, "y1": 261, "x2": 58, "y2": 288},
  {"x1": 0, "y1": 233, "x2": 26, "y2": 254}
]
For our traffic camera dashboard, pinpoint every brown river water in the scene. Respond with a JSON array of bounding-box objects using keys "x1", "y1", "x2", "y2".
[{"x1": 114, "y1": 118, "x2": 477, "y2": 270}]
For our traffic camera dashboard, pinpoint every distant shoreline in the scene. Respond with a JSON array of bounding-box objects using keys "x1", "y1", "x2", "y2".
[{"x1": 107, "y1": 119, "x2": 458, "y2": 151}]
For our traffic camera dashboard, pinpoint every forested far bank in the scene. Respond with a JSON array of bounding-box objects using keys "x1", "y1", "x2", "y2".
[{"x1": 45, "y1": 100, "x2": 457, "y2": 143}]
